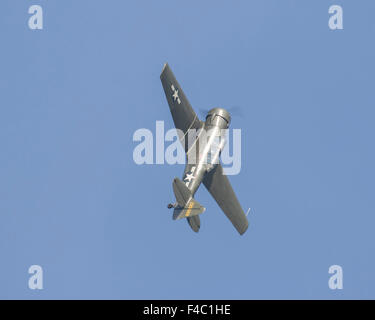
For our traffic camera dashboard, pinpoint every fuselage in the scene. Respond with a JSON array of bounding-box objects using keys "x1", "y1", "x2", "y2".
[{"x1": 182, "y1": 108, "x2": 231, "y2": 196}]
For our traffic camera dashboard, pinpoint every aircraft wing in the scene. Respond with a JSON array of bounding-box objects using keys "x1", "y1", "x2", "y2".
[
  {"x1": 160, "y1": 63, "x2": 201, "y2": 152},
  {"x1": 203, "y1": 164, "x2": 249, "y2": 235}
]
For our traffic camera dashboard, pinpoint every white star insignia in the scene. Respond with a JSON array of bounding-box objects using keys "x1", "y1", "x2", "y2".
[
  {"x1": 184, "y1": 173, "x2": 194, "y2": 183},
  {"x1": 171, "y1": 84, "x2": 181, "y2": 104},
  {"x1": 184, "y1": 166, "x2": 196, "y2": 185}
]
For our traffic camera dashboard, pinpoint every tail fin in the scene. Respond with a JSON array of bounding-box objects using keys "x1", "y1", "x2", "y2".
[{"x1": 172, "y1": 178, "x2": 205, "y2": 220}]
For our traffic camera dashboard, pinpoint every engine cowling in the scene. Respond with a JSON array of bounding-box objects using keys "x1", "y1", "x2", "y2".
[
  {"x1": 205, "y1": 108, "x2": 231, "y2": 130},
  {"x1": 201, "y1": 108, "x2": 230, "y2": 170}
]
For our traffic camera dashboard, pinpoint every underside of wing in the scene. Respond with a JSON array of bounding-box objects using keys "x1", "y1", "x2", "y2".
[
  {"x1": 203, "y1": 164, "x2": 249, "y2": 235},
  {"x1": 160, "y1": 63, "x2": 202, "y2": 152}
]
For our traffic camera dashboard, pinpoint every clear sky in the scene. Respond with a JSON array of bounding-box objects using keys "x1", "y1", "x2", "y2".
[{"x1": 1, "y1": 0, "x2": 374, "y2": 299}]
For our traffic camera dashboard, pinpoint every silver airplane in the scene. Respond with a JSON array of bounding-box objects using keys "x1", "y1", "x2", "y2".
[{"x1": 161, "y1": 63, "x2": 249, "y2": 235}]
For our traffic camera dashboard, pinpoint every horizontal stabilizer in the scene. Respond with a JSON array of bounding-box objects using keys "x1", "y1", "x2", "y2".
[
  {"x1": 187, "y1": 216, "x2": 200, "y2": 233},
  {"x1": 171, "y1": 178, "x2": 205, "y2": 231},
  {"x1": 173, "y1": 198, "x2": 205, "y2": 220},
  {"x1": 173, "y1": 177, "x2": 192, "y2": 207}
]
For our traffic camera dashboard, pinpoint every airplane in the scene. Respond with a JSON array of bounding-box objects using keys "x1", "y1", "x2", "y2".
[{"x1": 160, "y1": 63, "x2": 249, "y2": 235}]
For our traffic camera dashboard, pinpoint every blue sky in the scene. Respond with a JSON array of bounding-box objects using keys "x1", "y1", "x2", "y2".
[{"x1": 1, "y1": 0, "x2": 374, "y2": 299}]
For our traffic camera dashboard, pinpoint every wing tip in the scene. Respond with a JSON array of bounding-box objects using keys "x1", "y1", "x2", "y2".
[
  {"x1": 238, "y1": 221, "x2": 249, "y2": 235},
  {"x1": 161, "y1": 62, "x2": 169, "y2": 77}
]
